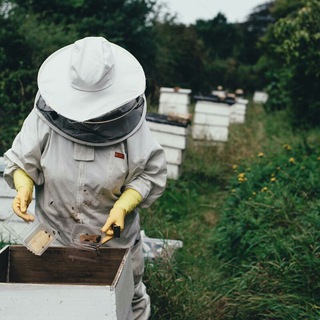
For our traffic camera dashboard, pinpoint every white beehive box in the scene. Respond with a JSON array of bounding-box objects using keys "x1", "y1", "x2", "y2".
[
  {"x1": 0, "y1": 157, "x2": 35, "y2": 242},
  {"x1": 230, "y1": 98, "x2": 248, "y2": 124},
  {"x1": 192, "y1": 99, "x2": 231, "y2": 143},
  {"x1": 0, "y1": 245, "x2": 134, "y2": 320},
  {"x1": 158, "y1": 87, "x2": 191, "y2": 115},
  {"x1": 253, "y1": 91, "x2": 268, "y2": 104},
  {"x1": 211, "y1": 90, "x2": 226, "y2": 99},
  {"x1": 146, "y1": 114, "x2": 190, "y2": 180}
]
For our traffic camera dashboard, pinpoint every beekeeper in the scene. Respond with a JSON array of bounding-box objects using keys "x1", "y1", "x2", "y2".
[{"x1": 4, "y1": 36, "x2": 167, "y2": 320}]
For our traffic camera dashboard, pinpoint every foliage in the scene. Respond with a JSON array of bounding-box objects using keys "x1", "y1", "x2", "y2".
[
  {"x1": 264, "y1": 0, "x2": 320, "y2": 126},
  {"x1": 239, "y1": 1, "x2": 275, "y2": 64},
  {"x1": 209, "y1": 141, "x2": 320, "y2": 318},
  {"x1": 0, "y1": 0, "x2": 158, "y2": 154},
  {"x1": 151, "y1": 21, "x2": 206, "y2": 102}
]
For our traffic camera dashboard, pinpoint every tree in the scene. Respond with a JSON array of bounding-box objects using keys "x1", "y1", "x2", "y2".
[
  {"x1": 264, "y1": 0, "x2": 320, "y2": 126},
  {"x1": 0, "y1": 0, "x2": 158, "y2": 154}
]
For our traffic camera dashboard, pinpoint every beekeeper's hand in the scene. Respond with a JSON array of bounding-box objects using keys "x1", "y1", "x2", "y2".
[
  {"x1": 12, "y1": 169, "x2": 35, "y2": 222},
  {"x1": 101, "y1": 188, "x2": 142, "y2": 243}
]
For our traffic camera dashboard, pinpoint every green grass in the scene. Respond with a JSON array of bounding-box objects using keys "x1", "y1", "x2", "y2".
[{"x1": 141, "y1": 101, "x2": 320, "y2": 319}]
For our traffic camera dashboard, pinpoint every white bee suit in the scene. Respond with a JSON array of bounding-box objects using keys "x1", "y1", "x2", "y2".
[{"x1": 4, "y1": 104, "x2": 167, "y2": 320}]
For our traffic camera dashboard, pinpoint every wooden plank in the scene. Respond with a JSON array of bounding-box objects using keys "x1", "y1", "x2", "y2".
[
  {"x1": 167, "y1": 163, "x2": 181, "y2": 180},
  {"x1": 192, "y1": 125, "x2": 229, "y2": 142},
  {"x1": 6, "y1": 246, "x2": 126, "y2": 285},
  {"x1": 150, "y1": 130, "x2": 187, "y2": 149},
  {"x1": 0, "y1": 284, "x2": 118, "y2": 319},
  {"x1": 193, "y1": 112, "x2": 230, "y2": 126},
  {"x1": 195, "y1": 101, "x2": 230, "y2": 116},
  {"x1": 0, "y1": 246, "x2": 8, "y2": 282},
  {"x1": 162, "y1": 147, "x2": 183, "y2": 165}
]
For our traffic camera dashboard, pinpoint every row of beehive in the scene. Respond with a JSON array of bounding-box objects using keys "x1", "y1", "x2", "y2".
[{"x1": 146, "y1": 87, "x2": 249, "y2": 180}]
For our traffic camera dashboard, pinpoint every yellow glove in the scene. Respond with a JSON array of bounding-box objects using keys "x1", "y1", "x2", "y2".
[
  {"x1": 12, "y1": 169, "x2": 35, "y2": 222},
  {"x1": 101, "y1": 188, "x2": 142, "y2": 244}
]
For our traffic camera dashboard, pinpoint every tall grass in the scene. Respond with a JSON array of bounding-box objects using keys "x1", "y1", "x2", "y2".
[{"x1": 141, "y1": 102, "x2": 320, "y2": 319}]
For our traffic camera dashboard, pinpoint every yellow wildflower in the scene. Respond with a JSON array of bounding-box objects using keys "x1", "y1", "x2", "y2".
[
  {"x1": 289, "y1": 157, "x2": 295, "y2": 163},
  {"x1": 258, "y1": 152, "x2": 264, "y2": 157},
  {"x1": 261, "y1": 187, "x2": 268, "y2": 192},
  {"x1": 283, "y1": 144, "x2": 291, "y2": 150},
  {"x1": 270, "y1": 177, "x2": 276, "y2": 182},
  {"x1": 232, "y1": 165, "x2": 238, "y2": 170},
  {"x1": 252, "y1": 192, "x2": 257, "y2": 196},
  {"x1": 238, "y1": 173, "x2": 247, "y2": 183}
]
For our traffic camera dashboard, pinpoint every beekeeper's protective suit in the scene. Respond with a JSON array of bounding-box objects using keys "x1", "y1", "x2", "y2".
[{"x1": 4, "y1": 37, "x2": 167, "y2": 320}]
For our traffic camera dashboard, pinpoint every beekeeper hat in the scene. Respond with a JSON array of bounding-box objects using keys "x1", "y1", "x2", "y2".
[{"x1": 37, "y1": 36, "x2": 146, "y2": 122}]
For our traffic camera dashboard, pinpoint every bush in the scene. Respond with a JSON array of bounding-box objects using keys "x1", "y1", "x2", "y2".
[{"x1": 210, "y1": 141, "x2": 320, "y2": 319}]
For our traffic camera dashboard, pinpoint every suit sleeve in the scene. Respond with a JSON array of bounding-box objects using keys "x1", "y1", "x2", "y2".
[{"x1": 4, "y1": 109, "x2": 50, "y2": 188}]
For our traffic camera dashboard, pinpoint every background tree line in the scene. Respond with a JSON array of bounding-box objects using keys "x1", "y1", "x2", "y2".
[{"x1": 0, "y1": 0, "x2": 319, "y2": 154}]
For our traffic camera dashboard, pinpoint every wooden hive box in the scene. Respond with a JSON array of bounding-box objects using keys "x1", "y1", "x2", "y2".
[
  {"x1": 146, "y1": 113, "x2": 190, "y2": 180},
  {"x1": 230, "y1": 98, "x2": 248, "y2": 124},
  {"x1": 158, "y1": 87, "x2": 191, "y2": 115},
  {"x1": 192, "y1": 99, "x2": 231, "y2": 143},
  {"x1": 0, "y1": 245, "x2": 134, "y2": 320}
]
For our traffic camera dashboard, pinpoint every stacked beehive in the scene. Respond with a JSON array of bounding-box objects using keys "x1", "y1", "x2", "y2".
[
  {"x1": 253, "y1": 91, "x2": 268, "y2": 104},
  {"x1": 146, "y1": 87, "x2": 192, "y2": 180},
  {"x1": 230, "y1": 97, "x2": 249, "y2": 124},
  {"x1": 146, "y1": 113, "x2": 190, "y2": 180},
  {"x1": 192, "y1": 95, "x2": 234, "y2": 144}
]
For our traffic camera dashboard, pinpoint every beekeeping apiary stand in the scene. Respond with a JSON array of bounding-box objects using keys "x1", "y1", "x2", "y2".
[{"x1": 0, "y1": 245, "x2": 134, "y2": 320}]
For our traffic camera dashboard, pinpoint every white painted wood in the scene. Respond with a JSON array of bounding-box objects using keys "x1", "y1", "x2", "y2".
[
  {"x1": 160, "y1": 87, "x2": 191, "y2": 95},
  {"x1": 162, "y1": 146, "x2": 183, "y2": 165},
  {"x1": 192, "y1": 124, "x2": 229, "y2": 142},
  {"x1": 211, "y1": 90, "x2": 226, "y2": 99},
  {"x1": 236, "y1": 98, "x2": 249, "y2": 105},
  {"x1": 230, "y1": 102, "x2": 247, "y2": 124},
  {"x1": 192, "y1": 100, "x2": 230, "y2": 142},
  {"x1": 0, "y1": 246, "x2": 134, "y2": 320},
  {"x1": 146, "y1": 119, "x2": 189, "y2": 179},
  {"x1": 253, "y1": 91, "x2": 268, "y2": 103},
  {"x1": 0, "y1": 156, "x2": 5, "y2": 172},
  {"x1": 194, "y1": 101, "x2": 231, "y2": 117},
  {"x1": 166, "y1": 163, "x2": 181, "y2": 180},
  {"x1": 150, "y1": 130, "x2": 187, "y2": 149},
  {"x1": 194, "y1": 112, "x2": 230, "y2": 126},
  {"x1": 158, "y1": 87, "x2": 191, "y2": 115}
]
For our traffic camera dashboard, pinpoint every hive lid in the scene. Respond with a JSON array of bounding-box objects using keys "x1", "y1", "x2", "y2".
[
  {"x1": 146, "y1": 113, "x2": 190, "y2": 127},
  {"x1": 194, "y1": 95, "x2": 235, "y2": 106}
]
